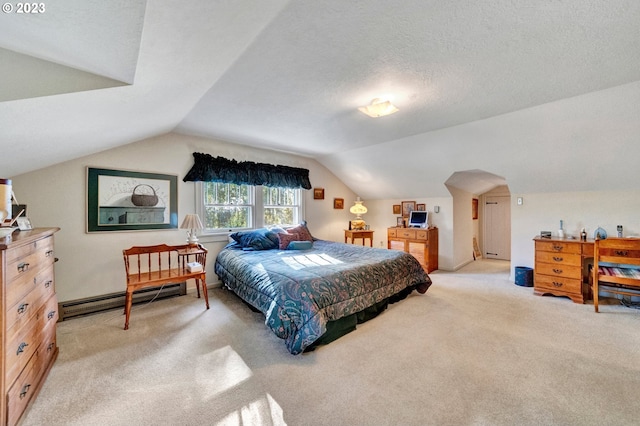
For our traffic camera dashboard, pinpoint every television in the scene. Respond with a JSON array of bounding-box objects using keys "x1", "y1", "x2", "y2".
[{"x1": 408, "y1": 210, "x2": 428, "y2": 228}]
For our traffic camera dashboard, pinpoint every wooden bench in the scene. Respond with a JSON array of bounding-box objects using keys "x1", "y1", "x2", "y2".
[
  {"x1": 123, "y1": 243, "x2": 209, "y2": 329},
  {"x1": 593, "y1": 237, "x2": 640, "y2": 312}
]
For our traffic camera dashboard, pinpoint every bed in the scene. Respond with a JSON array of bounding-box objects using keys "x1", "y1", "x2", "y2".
[{"x1": 214, "y1": 224, "x2": 432, "y2": 354}]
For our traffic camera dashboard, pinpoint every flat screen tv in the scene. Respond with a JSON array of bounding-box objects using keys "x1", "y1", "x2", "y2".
[{"x1": 408, "y1": 210, "x2": 428, "y2": 228}]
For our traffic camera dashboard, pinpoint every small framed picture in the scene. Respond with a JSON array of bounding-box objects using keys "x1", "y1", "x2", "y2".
[
  {"x1": 392, "y1": 204, "x2": 401, "y2": 214},
  {"x1": 313, "y1": 188, "x2": 325, "y2": 200},
  {"x1": 17, "y1": 217, "x2": 33, "y2": 231},
  {"x1": 401, "y1": 201, "x2": 416, "y2": 218},
  {"x1": 334, "y1": 198, "x2": 344, "y2": 209},
  {"x1": 417, "y1": 204, "x2": 426, "y2": 211},
  {"x1": 396, "y1": 217, "x2": 405, "y2": 227}
]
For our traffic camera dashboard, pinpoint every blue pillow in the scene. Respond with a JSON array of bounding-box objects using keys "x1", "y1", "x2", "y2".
[
  {"x1": 230, "y1": 228, "x2": 278, "y2": 250},
  {"x1": 287, "y1": 240, "x2": 313, "y2": 250}
]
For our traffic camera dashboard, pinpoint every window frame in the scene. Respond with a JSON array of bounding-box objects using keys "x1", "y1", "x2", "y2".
[{"x1": 195, "y1": 182, "x2": 305, "y2": 238}]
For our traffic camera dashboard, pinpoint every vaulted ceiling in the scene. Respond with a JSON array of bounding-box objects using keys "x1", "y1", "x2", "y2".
[{"x1": 2, "y1": 0, "x2": 639, "y2": 198}]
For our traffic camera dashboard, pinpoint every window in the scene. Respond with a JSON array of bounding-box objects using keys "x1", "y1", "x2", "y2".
[{"x1": 197, "y1": 182, "x2": 302, "y2": 232}]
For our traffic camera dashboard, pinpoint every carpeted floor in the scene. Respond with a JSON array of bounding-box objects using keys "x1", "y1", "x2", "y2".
[{"x1": 20, "y1": 259, "x2": 640, "y2": 425}]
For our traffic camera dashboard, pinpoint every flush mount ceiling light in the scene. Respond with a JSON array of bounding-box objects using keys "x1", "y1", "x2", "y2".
[{"x1": 358, "y1": 98, "x2": 399, "y2": 118}]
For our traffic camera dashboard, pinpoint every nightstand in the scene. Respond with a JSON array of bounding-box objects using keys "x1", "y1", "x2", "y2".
[{"x1": 344, "y1": 229, "x2": 374, "y2": 246}]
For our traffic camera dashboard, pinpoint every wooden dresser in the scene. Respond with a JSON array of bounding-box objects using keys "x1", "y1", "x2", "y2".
[
  {"x1": 533, "y1": 236, "x2": 594, "y2": 304},
  {"x1": 387, "y1": 227, "x2": 438, "y2": 273},
  {"x1": 1, "y1": 228, "x2": 59, "y2": 426}
]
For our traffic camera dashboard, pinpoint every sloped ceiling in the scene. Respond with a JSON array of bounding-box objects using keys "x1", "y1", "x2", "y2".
[{"x1": 1, "y1": 0, "x2": 639, "y2": 198}]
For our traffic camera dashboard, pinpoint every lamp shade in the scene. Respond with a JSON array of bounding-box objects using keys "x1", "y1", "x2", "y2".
[
  {"x1": 358, "y1": 98, "x2": 399, "y2": 118},
  {"x1": 180, "y1": 214, "x2": 204, "y2": 230},
  {"x1": 180, "y1": 214, "x2": 204, "y2": 244}
]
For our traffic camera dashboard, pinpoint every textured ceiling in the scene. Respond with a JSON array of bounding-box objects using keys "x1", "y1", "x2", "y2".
[{"x1": 1, "y1": 0, "x2": 639, "y2": 197}]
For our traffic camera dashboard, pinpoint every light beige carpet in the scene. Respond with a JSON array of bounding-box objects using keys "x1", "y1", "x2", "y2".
[{"x1": 20, "y1": 260, "x2": 640, "y2": 425}]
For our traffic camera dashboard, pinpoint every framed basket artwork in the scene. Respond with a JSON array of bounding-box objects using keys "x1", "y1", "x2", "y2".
[{"x1": 86, "y1": 167, "x2": 178, "y2": 232}]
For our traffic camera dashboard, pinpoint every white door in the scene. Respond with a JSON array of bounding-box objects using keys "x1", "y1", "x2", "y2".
[{"x1": 484, "y1": 196, "x2": 511, "y2": 260}]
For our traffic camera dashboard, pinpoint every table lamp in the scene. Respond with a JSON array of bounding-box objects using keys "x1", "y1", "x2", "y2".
[
  {"x1": 180, "y1": 214, "x2": 204, "y2": 245},
  {"x1": 349, "y1": 197, "x2": 367, "y2": 230}
]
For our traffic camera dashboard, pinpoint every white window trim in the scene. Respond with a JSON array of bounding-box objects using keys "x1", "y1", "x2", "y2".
[{"x1": 194, "y1": 182, "x2": 305, "y2": 243}]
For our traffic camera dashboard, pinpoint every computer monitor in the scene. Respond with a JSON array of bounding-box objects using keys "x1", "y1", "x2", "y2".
[{"x1": 408, "y1": 210, "x2": 428, "y2": 228}]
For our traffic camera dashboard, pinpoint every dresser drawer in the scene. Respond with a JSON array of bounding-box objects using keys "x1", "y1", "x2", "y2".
[
  {"x1": 536, "y1": 251, "x2": 582, "y2": 267},
  {"x1": 534, "y1": 274, "x2": 582, "y2": 295},
  {"x1": 535, "y1": 262, "x2": 582, "y2": 279},
  {"x1": 6, "y1": 240, "x2": 55, "y2": 291},
  {"x1": 7, "y1": 261, "x2": 55, "y2": 312},
  {"x1": 6, "y1": 274, "x2": 55, "y2": 339},
  {"x1": 535, "y1": 240, "x2": 581, "y2": 255},
  {"x1": 397, "y1": 229, "x2": 416, "y2": 239},
  {"x1": 416, "y1": 230, "x2": 428, "y2": 240},
  {"x1": 387, "y1": 228, "x2": 397, "y2": 237},
  {"x1": 6, "y1": 294, "x2": 58, "y2": 385},
  {"x1": 6, "y1": 347, "x2": 43, "y2": 426}
]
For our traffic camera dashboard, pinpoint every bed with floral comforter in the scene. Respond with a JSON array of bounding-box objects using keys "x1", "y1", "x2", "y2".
[{"x1": 215, "y1": 237, "x2": 431, "y2": 354}]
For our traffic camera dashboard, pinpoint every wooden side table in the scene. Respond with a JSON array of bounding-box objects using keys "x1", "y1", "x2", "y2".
[{"x1": 344, "y1": 229, "x2": 374, "y2": 247}]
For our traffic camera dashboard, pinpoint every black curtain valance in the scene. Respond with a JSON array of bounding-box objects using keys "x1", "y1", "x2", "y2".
[{"x1": 183, "y1": 152, "x2": 312, "y2": 190}]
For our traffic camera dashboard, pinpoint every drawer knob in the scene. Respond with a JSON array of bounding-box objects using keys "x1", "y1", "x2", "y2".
[
  {"x1": 17, "y1": 262, "x2": 30, "y2": 273},
  {"x1": 614, "y1": 250, "x2": 629, "y2": 257},
  {"x1": 19, "y1": 383, "x2": 31, "y2": 399},
  {"x1": 553, "y1": 256, "x2": 564, "y2": 262},
  {"x1": 44, "y1": 280, "x2": 53, "y2": 288},
  {"x1": 553, "y1": 268, "x2": 563, "y2": 274},
  {"x1": 552, "y1": 245, "x2": 563, "y2": 251},
  {"x1": 45, "y1": 249, "x2": 54, "y2": 257},
  {"x1": 553, "y1": 281, "x2": 563, "y2": 287},
  {"x1": 47, "y1": 310, "x2": 56, "y2": 320},
  {"x1": 16, "y1": 342, "x2": 29, "y2": 355},
  {"x1": 17, "y1": 303, "x2": 29, "y2": 314}
]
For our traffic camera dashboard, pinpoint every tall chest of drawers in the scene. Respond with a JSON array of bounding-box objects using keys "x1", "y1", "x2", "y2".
[
  {"x1": 1, "y1": 228, "x2": 59, "y2": 426},
  {"x1": 533, "y1": 236, "x2": 593, "y2": 304},
  {"x1": 387, "y1": 227, "x2": 438, "y2": 273}
]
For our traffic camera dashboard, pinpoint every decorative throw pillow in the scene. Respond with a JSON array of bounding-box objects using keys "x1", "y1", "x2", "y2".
[
  {"x1": 286, "y1": 223, "x2": 314, "y2": 242},
  {"x1": 230, "y1": 228, "x2": 278, "y2": 250},
  {"x1": 287, "y1": 240, "x2": 313, "y2": 250},
  {"x1": 277, "y1": 232, "x2": 300, "y2": 250}
]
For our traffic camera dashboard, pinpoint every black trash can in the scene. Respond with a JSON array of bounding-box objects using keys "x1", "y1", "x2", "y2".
[{"x1": 514, "y1": 266, "x2": 534, "y2": 287}]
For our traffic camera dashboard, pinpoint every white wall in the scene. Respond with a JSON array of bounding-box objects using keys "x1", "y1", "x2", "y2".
[
  {"x1": 511, "y1": 189, "x2": 640, "y2": 275},
  {"x1": 12, "y1": 132, "x2": 356, "y2": 302}
]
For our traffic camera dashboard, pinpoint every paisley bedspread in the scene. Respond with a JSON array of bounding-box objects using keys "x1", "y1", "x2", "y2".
[{"x1": 215, "y1": 240, "x2": 432, "y2": 354}]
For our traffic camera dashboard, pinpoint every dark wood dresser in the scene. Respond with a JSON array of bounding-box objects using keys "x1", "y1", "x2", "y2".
[{"x1": 1, "y1": 228, "x2": 59, "y2": 425}]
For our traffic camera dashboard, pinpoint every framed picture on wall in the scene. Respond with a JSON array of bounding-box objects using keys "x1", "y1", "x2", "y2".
[
  {"x1": 86, "y1": 167, "x2": 178, "y2": 233},
  {"x1": 313, "y1": 188, "x2": 325, "y2": 200},
  {"x1": 393, "y1": 204, "x2": 401, "y2": 214},
  {"x1": 334, "y1": 198, "x2": 344, "y2": 209},
  {"x1": 416, "y1": 203, "x2": 426, "y2": 211},
  {"x1": 401, "y1": 201, "x2": 416, "y2": 218}
]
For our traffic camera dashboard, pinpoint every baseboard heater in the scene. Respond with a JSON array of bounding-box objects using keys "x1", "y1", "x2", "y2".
[{"x1": 58, "y1": 282, "x2": 187, "y2": 321}]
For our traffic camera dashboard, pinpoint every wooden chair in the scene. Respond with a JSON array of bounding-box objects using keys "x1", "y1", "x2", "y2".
[
  {"x1": 593, "y1": 237, "x2": 640, "y2": 312},
  {"x1": 122, "y1": 243, "x2": 209, "y2": 329}
]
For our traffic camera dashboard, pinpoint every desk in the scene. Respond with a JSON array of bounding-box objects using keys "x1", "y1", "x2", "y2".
[
  {"x1": 533, "y1": 236, "x2": 594, "y2": 303},
  {"x1": 345, "y1": 229, "x2": 374, "y2": 246}
]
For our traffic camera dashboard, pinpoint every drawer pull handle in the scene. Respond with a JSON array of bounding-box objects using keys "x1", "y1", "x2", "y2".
[
  {"x1": 614, "y1": 250, "x2": 629, "y2": 257},
  {"x1": 552, "y1": 245, "x2": 563, "y2": 251},
  {"x1": 17, "y1": 342, "x2": 29, "y2": 355},
  {"x1": 44, "y1": 280, "x2": 53, "y2": 288},
  {"x1": 47, "y1": 342, "x2": 55, "y2": 352},
  {"x1": 553, "y1": 281, "x2": 563, "y2": 287},
  {"x1": 17, "y1": 262, "x2": 30, "y2": 272},
  {"x1": 553, "y1": 256, "x2": 563, "y2": 262},
  {"x1": 45, "y1": 249, "x2": 54, "y2": 257},
  {"x1": 553, "y1": 268, "x2": 563, "y2": 274},
  {"x1": 19, "y1": 384, "x2": 31, "y2": 399},
  {"x1": 17, "y1": 303, "x2": 29, "y2": 314},
  {"x1": 47, "y1": 310, "x2": 56, "y2": 320}
]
